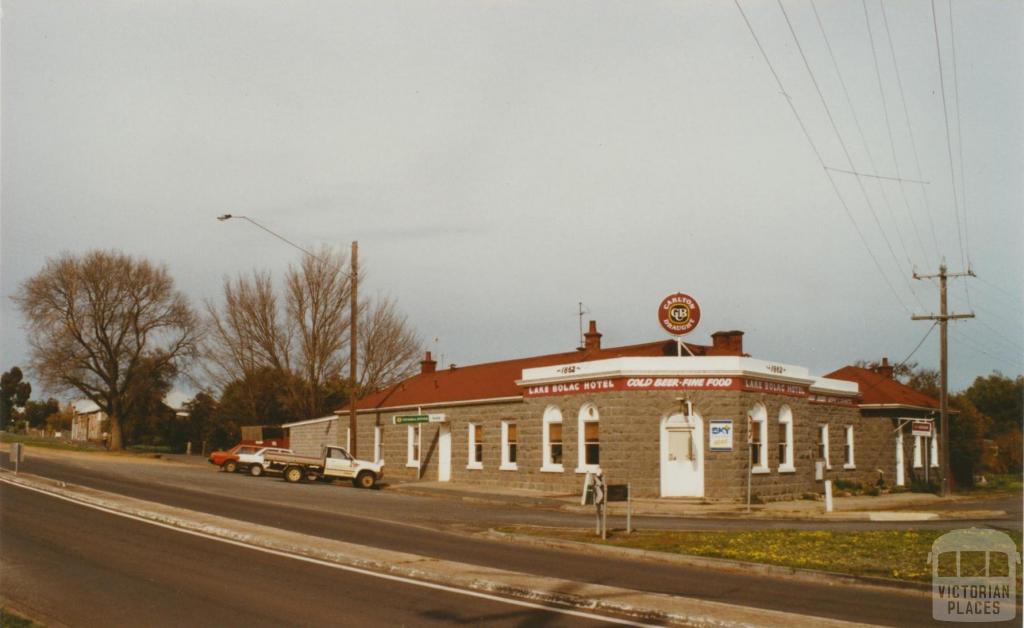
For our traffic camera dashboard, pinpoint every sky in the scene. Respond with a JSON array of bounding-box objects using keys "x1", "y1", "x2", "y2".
[{"x1": 2, "y1": 0, "x2": 1021, "y2": 400}]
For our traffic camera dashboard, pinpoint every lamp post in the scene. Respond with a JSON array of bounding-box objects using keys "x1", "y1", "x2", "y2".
[{"x1": 217, "y1": 214, "x2": 361, "y2": 457}]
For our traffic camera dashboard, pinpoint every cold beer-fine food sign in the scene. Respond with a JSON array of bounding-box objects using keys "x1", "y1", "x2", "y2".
[{"x1": 659, "y1": 293, "x2": 701, "y2": 335}]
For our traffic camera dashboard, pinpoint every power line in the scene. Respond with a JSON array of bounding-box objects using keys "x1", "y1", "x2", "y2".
[
  {"x1": 859, "y1": 0, "x2": 934, "y2": 270},
  {"x1": 734, "y1": 0, "x2": 913, "y2": 314},
  {"x1": 929, "y1": 0, "x2": 969, "y2": 272},
  {"x1": 947, "y1": 0, "x2": 975, "y2": 312},
  {"x1": 878, "y1": 0, "x2": 943, "y2": 266},
  {"x1": 973, "y1": 276, "x2": 1024, "y2": 309},
  {"x1": 776, "y1": 0, "x2": 923, "y2": 309},
  {"x1": 951, "y1": 327, "x2": 1024, "y2": 372},
  {"x1": 809, "y1": 0, "x2": 919, "y2": 276}
]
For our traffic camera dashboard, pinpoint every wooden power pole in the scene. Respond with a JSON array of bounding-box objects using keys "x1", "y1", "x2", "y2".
[
  {"x1": 912, "y1": 263, "x2": 974, "y2": 496},
  {"x1": 349, "y1": 240, "x2": 359, "y2": 457}
]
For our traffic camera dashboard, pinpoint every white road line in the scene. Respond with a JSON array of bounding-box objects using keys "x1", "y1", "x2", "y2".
[{"x1": 2, "y1": 479, "x2": 656, "y2": 627}]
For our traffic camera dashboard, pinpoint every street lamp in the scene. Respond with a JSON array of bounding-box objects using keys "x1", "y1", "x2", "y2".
[{"x1": 218, "y1": 214, "x2": 361, "y2": 457}]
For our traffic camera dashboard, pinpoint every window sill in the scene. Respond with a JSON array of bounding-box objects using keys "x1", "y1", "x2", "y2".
[
  {"x1": 466, "y1": 462, "x2": 483, "y2": 470},
  {"x1": 540, "y1": 464, "x2": 565, "y2": 473},
  {"x1": 575, "y1": 465, "x2": 601, "y2": 474},
  {"x1": 751, "y1": 466, "x2": 771, "y2": 475},
  {"x1": 843, "y1": 463, "x2": 856, "y2": 470},
  {"x1": 405, "y1": 462, "x2": 420, "y2": 469},
  {"x1": 499, "y1": 463, "x2": 518, "y2": 471},
  {"x1": 778, "y1": 465, "x2": 796, "y2": 474}
]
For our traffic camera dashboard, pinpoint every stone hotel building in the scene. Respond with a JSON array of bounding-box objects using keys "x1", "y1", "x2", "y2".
[{"x1": 284, "y1": 322, "x2": 941, "y2": 500}]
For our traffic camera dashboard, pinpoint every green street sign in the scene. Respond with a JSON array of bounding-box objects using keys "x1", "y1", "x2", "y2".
[{"x1": 393, "y1": 414, "x2": 429, "y2": 425}]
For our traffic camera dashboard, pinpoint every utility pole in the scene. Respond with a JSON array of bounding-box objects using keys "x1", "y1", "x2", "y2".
[
  {"x1": 349, "y1": 241, "x2": 359, "y2": 457},
  {"x1": 911, "y1": 263, "x2": 974, "y2": 496}
]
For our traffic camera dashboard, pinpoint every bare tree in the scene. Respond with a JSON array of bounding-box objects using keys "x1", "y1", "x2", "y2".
[
  {"x1": 358, "y1": 295, "x2": 422, "y2": 394},
  {"x1": 284, "y1": 249, "x2": 351, "y2": 418},
  {"x1": 202, "y1": 248, "x2": 420, "y2": 418},
  {"x1": 14, "y1": 250, "x2": 198, "y2": 450}
]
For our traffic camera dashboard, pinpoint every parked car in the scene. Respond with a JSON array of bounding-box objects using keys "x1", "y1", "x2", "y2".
[
  {"x1": 208, "y1": 444, "x2": 245, "y2": 472},
  {"x1": 264, "y1": 446, "x2": 383, "y2": 488},
  {"x1": 237, "y1": 446, "x2": 293, "y2": 477}
]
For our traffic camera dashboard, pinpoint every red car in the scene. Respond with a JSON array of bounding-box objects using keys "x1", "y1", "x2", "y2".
[{"x1": 208, "y1": 444, "x2": 247, "y2": 473}]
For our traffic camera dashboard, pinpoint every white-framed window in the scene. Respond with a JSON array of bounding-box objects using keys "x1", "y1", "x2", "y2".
[
  {"x1": 576, "y1": 404, "x2": 600, "y2": 472},
  {"x1": 749, "y1": 404, "x2": 769, "y2": 473},
  {"x1": 777, "y1": 405, "x2": 795, "y2": 472},
  {"x1": 406, "y1": 425, "x2": 420, "y2": 468},
  {"x1": 373, "y1": 425, "x2": 382, "y2": 462},
  {"x1": 819, "y1": 424, "x2": 831, "y2": 469},
  {"x1": 843, "y1": 425, "x2": 855, "y2": 469},
  {"x1": 541, "y1": 406, "x2": 564, "y2": 472},
  {"x1": 930, "y1": 435, "x2": 939, "y2": 468},
  {"x1": 467, "y1": 423, "x2": 483, "y2": 469},
  {"x1": 913, "y1": 435, "x2": 923, "y2": 468},
  {"x1": 500, "y1": 421, "x2": 518, "y2": 470}
]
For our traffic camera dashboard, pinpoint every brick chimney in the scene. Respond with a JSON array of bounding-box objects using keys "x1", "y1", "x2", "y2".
[
  {"x1": 875, "y1": 357, "x2": 894, "y2": 379},
  {"x1": 583, "y1": 320, "x2": 602, "y2": 351},
  {"x1": 419, "y1": 351, "x2": 437, "y2": 374},
  {"x1": 710, "y1": 330, "x2": 744, "y2": 356}
]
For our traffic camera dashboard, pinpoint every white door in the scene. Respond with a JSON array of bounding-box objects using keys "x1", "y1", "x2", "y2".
[
  {"x1": 660, "y1": 413, "x2": 704, "y2": 497},
  {"x1": 438, "y1": 425, "x2": 451, "y2": 482},
  {"x1": 324, "y1": 447, "x2": 354, "y2": 477}
]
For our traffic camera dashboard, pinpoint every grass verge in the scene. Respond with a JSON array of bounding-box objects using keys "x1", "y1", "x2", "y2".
[
  {"x1": 0, "y1": 432, "x2": 101, "y2": 453},
  {"x1": 0, "y1": 607, "x2": 39, "y2": 628},
  {"x1": 499, "y1": 526, "x2": 1024, "y2": 587}
]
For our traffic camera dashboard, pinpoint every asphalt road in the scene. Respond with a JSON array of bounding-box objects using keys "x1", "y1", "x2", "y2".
[
  {"x1": 0, "y1": 483, "x2": 621, "y2": 628},
  {"x1": 2, "y1": 451, "x2": 1004, "y2": 627}
]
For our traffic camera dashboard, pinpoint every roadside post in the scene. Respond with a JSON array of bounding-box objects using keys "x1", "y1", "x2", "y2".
[
  {"x1": 746, "y1": 414, "x2": 753, "y2": 513},
  {"x1": 11, "y1": 442, "x2": 24, "y2": 474},
  {"x1": 824, "y1": 479, "x2": 834, "y2": 513},
  {"x1": 607, "y1": 483, "x2": 631, "y2": 534},
  {"x1": 593, "y1": 472, "x2": 607, "y2": 540}
]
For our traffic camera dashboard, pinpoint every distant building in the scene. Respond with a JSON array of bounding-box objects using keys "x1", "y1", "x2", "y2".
[{"x1": 70, "y1": 400, "x2": 107, "y2": 442}]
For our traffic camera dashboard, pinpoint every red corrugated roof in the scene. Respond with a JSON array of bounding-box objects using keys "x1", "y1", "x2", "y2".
[
  {"x1": 825, "y1": 366, "x2": 939, "y2": 409},
  {"x1": 349, "y1": 338, "x2": 720, "y2": 411}
]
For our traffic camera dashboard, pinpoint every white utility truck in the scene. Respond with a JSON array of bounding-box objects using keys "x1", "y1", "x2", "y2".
[
  {"x1": 237, "y1": 446, "x2": 293, "y2": 477},
  {"x1": 264, "y1": 446, "x2": 383, "y2": 488}
]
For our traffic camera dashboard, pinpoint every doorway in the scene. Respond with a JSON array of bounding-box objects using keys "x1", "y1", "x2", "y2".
[
  {"x1": 660, "y1": 412, "x2": 704, "y2": 497},
  {"x1": 438, "y1": 424, "x2": 451, "y2": 482}
]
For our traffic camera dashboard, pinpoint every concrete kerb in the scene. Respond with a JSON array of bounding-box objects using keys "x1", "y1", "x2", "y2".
[
  {"x1": 0, "y1": 470, "x2": 875, "y2": 628},
  {"x1": 481, "y1": 530, "x2": 932, "y2": 596}
]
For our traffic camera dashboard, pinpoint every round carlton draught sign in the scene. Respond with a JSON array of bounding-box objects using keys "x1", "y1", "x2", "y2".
[{"x1": 659, "y1": 293, "x2": 701, "y2": 335}]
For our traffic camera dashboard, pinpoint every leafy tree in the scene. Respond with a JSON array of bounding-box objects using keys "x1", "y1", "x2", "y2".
[
  {"x1": 1, "y1": 366, "x2": 32, "y2": 430},
  {"x1": 120, "y1": 356, "x2": 178, "y2": 446},
  {"x1": 962, "y1": 372, "x2": 1023, "y2": 437},
  {"x1": 46, "y1": 404, "x2": 74, "y2": 434},
  {"x1": 14, "y1": 250, "x2": 198, "y2": 450},
  {"x1": 948, "y1": 395, "x2": 990, "y2": 487},
  {"x1": 185, "y1": 392, "x2": 236, "y2": 452},
  {"x1": 22, "y1": 398, "x2": 61, "y2": 429}
]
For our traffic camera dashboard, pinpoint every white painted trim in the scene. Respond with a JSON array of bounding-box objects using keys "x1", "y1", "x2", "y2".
[
  {"x1": 844, "y1": 425, "x2": 855, "y2": 469},
  {"x1": 540, "y1": 464, "x2": 564, "y2": 473},
  {"x1": 778, "y1": 465, "x2": 796, "y2": 474},
  {"x1": 467, "y1": 422, "x2": 482, "y2": 469},
  {"x1": 406, "y1": 425, "x2": 420, "y2": 468},
  {"x1": 913, "y1": 435, "x2": 923, "y2": 468},
  {"x1": 777, "y1": 405, "x2": 794, "y2": 471},
  {"x1": 843, "y1": 463, "x2": 856, "y2": 470},
  {"x1": 500, "y1": 421, "x2": 518, "y2": 470},
  {"x1": 820, "y1": 424, "x2": 831, "y2": 470},
  {"x1": 751, "y1": 467, "x2": 771, "y2": 475},
  {"x1": 541, "y1": 406, "x2": 564, "y2": 470},
  {"x1": 930, "y1": 436, "x2": 940, "y2": 467},
  {"x1": 348, "y1": 396, "x2": 524, "y2": 416},
  {"x1": 577, "y1": 403, "x2": 600, "y2": 472}
]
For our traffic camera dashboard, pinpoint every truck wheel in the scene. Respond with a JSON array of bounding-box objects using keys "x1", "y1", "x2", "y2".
[
  {"x1": 283, "y1": 466, "x2": 304, "y2": 483},
  {"x1": 222, "y1": 460, "x2": 238, "y2": 474},
  {"x1": 355, "y1": 471, "x2": 376, "y2": 489},
  {"x1": 249, "y1": 464, "x2": 264, "y2": 477}
]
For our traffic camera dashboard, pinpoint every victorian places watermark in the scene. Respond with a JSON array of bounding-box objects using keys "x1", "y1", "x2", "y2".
[{"x1": 929, "y1": 528, "x2": 1021, "y2": 622}]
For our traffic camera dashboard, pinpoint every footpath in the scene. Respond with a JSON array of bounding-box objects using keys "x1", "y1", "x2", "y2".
[
  {"x1": 384, "y1": 480, "x2": 1010, "y2": 522},
  {"x1": 0, "y1": 469, "x2": 877, "y2": 628}
]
